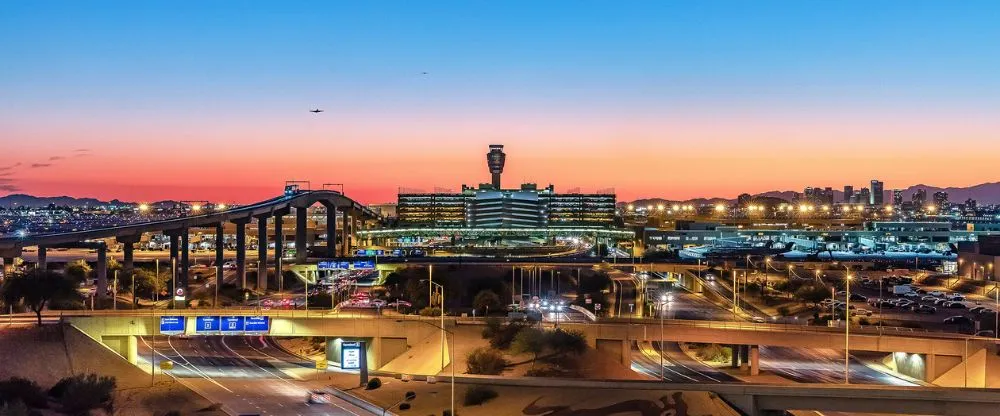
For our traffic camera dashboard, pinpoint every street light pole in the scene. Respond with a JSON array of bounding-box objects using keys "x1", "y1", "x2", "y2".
[{"x1": 845, "y1": 268, "x2": 852, "y2": 385}]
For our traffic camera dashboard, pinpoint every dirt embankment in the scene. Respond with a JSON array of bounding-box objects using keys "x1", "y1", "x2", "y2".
[{"x1": 0, "y1": 325, "x2": 225, "y2": 416}]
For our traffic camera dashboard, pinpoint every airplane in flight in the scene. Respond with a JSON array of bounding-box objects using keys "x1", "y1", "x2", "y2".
[{"x1": 310, "y1": 109, "x2": 324, "y2": 113}]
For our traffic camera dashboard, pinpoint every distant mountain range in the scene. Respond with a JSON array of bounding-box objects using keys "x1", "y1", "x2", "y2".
[
  {"x1": 0, "y1": 194, "x2": 186, "y2": 209},
  {"x1": 628, "y1": 182, "x2": 1000, "y2": 206},
  {"x1": 0, "y1": 194, "x2": 132, "y2": 208}
]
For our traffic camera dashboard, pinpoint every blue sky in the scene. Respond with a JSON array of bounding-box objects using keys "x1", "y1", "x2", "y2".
[{"x1": 1, "y1": 1, "x2": 998, "y2": 202}]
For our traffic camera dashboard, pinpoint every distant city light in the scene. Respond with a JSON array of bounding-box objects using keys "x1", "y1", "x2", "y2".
[
  {"x1": 16, "y1": 229, "x2": 28, "y2": 237},
  {"x1": 191, "y1": 204, "x2": 202, "y2": 212},
  {"x1": 138, "y1": 203, "x2": 150, "y2": 212},
  {"x1": 216, "y1": 203, "x2": 227, "y2": 211},
  {"x1": 714, "y1": 204, "x2": 725, "y2": 212}
]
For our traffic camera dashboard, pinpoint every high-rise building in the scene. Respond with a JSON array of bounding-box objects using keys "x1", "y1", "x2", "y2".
[
  {"x1": 843, "y1": 186, "x2": 854, "y2": 203},
  {"x1": 912, "y1": 189, "x2": 927, "y2": 206},
  {"x1": 892, "y1": 190, "x2": 903, "y2": 206},
  {"x1": 933, "y1": 191, "x2": 949, "y2": 208},
  {"x1": 870, "y1": 180, "x2": 884, "y2": 205},
  {"x1": 857, "y1": 188, "x2": 871, "y2": 205}
]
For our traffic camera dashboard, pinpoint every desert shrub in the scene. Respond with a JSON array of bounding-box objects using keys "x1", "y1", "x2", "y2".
[
  {"x1": 694, "y1": 344, "x2": 732, "y2": 363},
  {"x1": 466, "y1": 347, "x2": 508, "y2": 375},
  {"x1": 0, "y1": 377, "x2": 46, "y2": 408},
  {"x1": 546, "y1": 329, "x2": 587, "y2": 356},
  {"x1": 49, "y1": 374, "x2": 116, "y2": 415},
  {"x1": 463, "y1": 386, "x2": 498, "y2": 406},
  {"x1": 419, "y1": 307, "x2": 441, "y2": 317},
  {"x1": 365, "y1": 378, "x2": 382, "y2": 390},
  {"x1": 488, "y1": 321, "x2": 528, "y2": 349}
]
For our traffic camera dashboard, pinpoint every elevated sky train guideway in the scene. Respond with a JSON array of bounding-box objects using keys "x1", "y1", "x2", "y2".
[{"x1": 0, "y1": 187, "x2": 381, "y2": 304}]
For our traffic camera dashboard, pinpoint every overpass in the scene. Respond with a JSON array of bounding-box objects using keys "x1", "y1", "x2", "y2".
[
  {"x1": 58, "y1": 311, "x2": 998, "y2": 383},
  {"x1": 0, "y1": 190, "x2": 380, "y2": 299}
]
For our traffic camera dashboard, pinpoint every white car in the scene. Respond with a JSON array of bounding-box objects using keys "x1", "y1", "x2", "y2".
[
  {"x1": 751, "y1": 316, "x2": 766, "y2": 323},
  {"x1": 928, "y1": 291, "x2": 944, "y2": 297},
  {"x1": 223, "y1": 261, "x2": 237, "y2": 269}
]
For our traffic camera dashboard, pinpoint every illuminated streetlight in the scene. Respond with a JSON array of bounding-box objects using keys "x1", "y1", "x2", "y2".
[
  {"x1": 627, "y1": 204, "x2": 634, "y2": 211},
  {"x1": 191, "y1": 204, "x2": 202, "y2": 212},
  {"x1": 714, "y1": 204, "x2": 725, "y2": 213},
  {"x1": 216, "y1": 203, "x2": 228, "y2": 211},
  {"x1": 656, "y1": 204, "x2": 665, "y2": 211}
]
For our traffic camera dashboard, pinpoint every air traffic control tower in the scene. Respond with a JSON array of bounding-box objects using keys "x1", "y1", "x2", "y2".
[{"x1": 486, "y1": 144, "x2": 506, "y2": 189}]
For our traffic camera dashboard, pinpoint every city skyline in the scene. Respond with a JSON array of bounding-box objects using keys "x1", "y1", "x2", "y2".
[{"x1": 3, "y1": 1, "x2": 999, "y2": 203}]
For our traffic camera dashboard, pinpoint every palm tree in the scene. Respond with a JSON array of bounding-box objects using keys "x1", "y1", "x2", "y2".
[{"x1": 1, "y1": 269, "x2": 82, "y2": 325}]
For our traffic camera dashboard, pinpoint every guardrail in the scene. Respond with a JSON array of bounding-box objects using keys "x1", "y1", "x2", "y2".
[
  {"x1": 569, "y1": 304, "x2": 597, "y2": 322},
  {"x1": 7, "y1": 308, "x2": 994, "y2": 342}
]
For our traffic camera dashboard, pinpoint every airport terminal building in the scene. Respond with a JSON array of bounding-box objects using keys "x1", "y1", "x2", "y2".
[{"x1": 396, "y1": 145, "x2": 616, "y2": 229}]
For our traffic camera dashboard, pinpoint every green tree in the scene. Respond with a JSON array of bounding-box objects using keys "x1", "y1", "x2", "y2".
[
  {"x1": 131, "y1": 268, "x2": 166, "y2": 302},
  {"x1": 0, "y1": 270, "x2": 82, "y2": 325},
  {"x1": 472, "y1": 290, "x2": 501, "y2": 315},
  {"x1": 511, "y1": 327, "x2": 546, "y2": 365},
  {"x1": 64, "y1": 260, "x2": 91, "y2": 283},
  {"x1": 795, "y1": 284, "x2": 831, "y2": 306}
]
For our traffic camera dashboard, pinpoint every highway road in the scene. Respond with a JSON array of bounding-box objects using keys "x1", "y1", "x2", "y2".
[
  {"x1": 136, "y1": 335, "x2": 376, "y2": 415},
  {"x1": 759, "y1": 346, "x2": 917, "y2": 386},
  {"x1": 630, "y1": 341, "x2": 738, "y2": 383}
]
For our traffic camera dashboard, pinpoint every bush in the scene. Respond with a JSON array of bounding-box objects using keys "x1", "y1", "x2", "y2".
[
  {"x1": 510, "y1": 327, "x2": 546, "y2": 359},
  {"x1": 49, "y1": 374, "x2": 116, "y2": 415},
  {"x1": 481, "y1": 317, "x2": 503, "y2": 340},
  {"x1": 466, "y1": 347, "x2": 508, "y2": 375},
  {"x1": 463, "y1": 386, "x2": 498, "y2": 406},
  {"x1": 694, "y1": 344, "x2": 731, "y2": 363},
  {"x1": 365, "y1": 378, "x2": 382, "y2": 390},
  {"x1": 0, "y1": 377, "x2": 47, "y2": 408},
  {"x1": 419, "y1": 307, "x2": 442, "y2": 317},
  {"x1": 488, "y1": 322, "x2": 528, "y2": 350},
  {"x1": 546, "y1": 329, "x2": 587, "y2": 356}
]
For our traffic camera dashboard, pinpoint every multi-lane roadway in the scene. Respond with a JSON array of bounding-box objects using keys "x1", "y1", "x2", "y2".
[{"x1": 137, "y1": 335, "x2": 376, "y2": 415}]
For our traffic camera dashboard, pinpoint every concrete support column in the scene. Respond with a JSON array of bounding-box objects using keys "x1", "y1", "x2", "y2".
[
  {"x1": 96, "y1": 244, "x2": 109, "y2": 299},
  {"x1": 36, "y1": 247, "x2": 47, "y2": 271},
  {"x1": 341, "y1": 208, "x2": 350, "y2": 256},
  {"x1": 325, "y1": 203, "x2": 337, "y2": 258},
  {"x1": 256, "y1": 216, "x2": 267, "y2": 291},
  {"x1": 234, "y1": 220, "x2": 247, "y2": 288},
  {"x1": 169, "y1": 234, "x2": 179, "y2": 265},
  {"x1": 180, "y1": 231, "x2": 189, "y2": 297},
  {"x1": 295, "y1": 206, "x2": 308, "y2": 263},
  {"x1": 215, "y1": 223, "x2": 225, "y2": 292},
  {"x1": 731, "y1": 344, "x2": 740, "y2": 368},
  {"x1": 274, "y1": 214, "x2": 284, "y2": 289},
  {"x1": 122, "y1": 242, "x2": 134, "y2": 277},
  {"x1": 749, "y1": 345, "x2": 760, "y2": 376}
]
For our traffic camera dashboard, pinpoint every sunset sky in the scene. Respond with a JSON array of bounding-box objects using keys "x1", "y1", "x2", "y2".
[{"x1": 2, "y1": 1, "x2": 998, "y2": 204}]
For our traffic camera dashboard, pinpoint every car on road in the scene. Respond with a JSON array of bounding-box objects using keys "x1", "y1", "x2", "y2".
[
  {"x1": 223, "y1": 261, "x2": 237, "y2": 269},
  {"x1": 943, "y1": 301, "x2": 967, "y2": 309},
  {"x1": 975, "y1": 330, "x2": 995, "y2": 337},
  {"x1": 928, "y1": 291, "x2": 944, "y2": 297},
  {"x1": 903, "y1": 292, "x2": 920, "y2": 298},
  {"x1": 911, "y1": 305, "x2": 937, "y2": 314},
  {"x1": 921, "y1": 295, "x2": 938, "y2": 302},
  {"x1": 849, "y1": 293, "x2": 867, "y2": 301},
  {"x1": 932, "y1": 298, "x2": 950, "y2": 305},
  {"x1": 306, "y1": 390, "x2": 332, "y2": 404},
  {"x1": 947, "y1": 294, "x2": 966, "y2": 301},
  {"x1": 943, "y1": 316, "x2": 973, "y2": 325},
  {"x1": 752, "y1": 316, "x2": 766, "y2": 323},
  {"x1": 854, "y1": 308, "x2": 873, "y2": 316}
]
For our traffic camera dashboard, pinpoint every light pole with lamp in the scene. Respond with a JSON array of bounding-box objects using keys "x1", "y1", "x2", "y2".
[
  {"x1": 844, "y1": 270, "x2": 852, "y2": 384},
  {"x1": 658, "y1": 293, "x2": 668, "y2": 380}
]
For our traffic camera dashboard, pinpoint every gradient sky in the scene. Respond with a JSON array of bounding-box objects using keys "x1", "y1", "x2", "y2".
[{"x1": 2, "y1": 1, "x2": 998, "y2": 204}]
